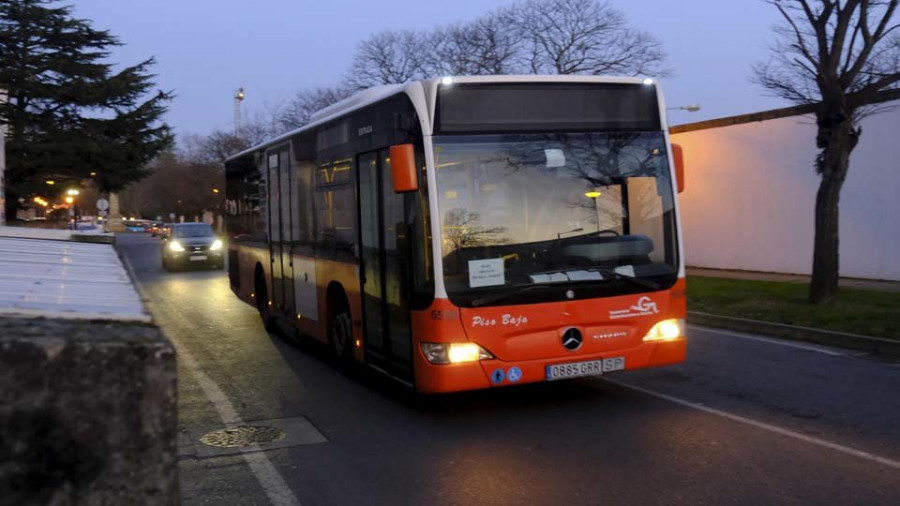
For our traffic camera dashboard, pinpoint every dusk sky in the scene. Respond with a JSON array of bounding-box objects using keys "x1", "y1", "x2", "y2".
[{"x1": 71, "y1": 0, "x2": 787, "y2": 141}]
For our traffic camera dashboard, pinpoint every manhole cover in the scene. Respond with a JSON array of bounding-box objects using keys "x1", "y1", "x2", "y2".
[{"x1": 199, "y1": 426, "x2": 286, "y2": 448}]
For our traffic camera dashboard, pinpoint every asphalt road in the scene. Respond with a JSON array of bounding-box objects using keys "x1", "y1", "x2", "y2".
[{"x1": 117, "y1": 233, "x2": 900, "y2": 505}]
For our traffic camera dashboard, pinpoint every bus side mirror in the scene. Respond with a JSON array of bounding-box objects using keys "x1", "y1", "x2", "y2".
[
  {"x1": 389, "y1": 143, "x2": 418, "y2": 193},
  {"x1": 671, "y1": 143, "x2": 685, "y2": 193}
]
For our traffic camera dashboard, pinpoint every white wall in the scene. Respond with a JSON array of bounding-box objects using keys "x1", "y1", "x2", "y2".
[{"x1": 671, "y1": 102, "x2": 900, "y2": 281}]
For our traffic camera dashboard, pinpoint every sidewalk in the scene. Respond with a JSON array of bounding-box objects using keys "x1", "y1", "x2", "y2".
[{"x1": 686, "y1": 267, "x2": 900, "y2": 293}]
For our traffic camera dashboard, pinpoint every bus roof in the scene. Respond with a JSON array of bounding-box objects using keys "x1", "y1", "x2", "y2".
[{"x1": 224, "y1": 75, "x2": 658, "y2": 163}]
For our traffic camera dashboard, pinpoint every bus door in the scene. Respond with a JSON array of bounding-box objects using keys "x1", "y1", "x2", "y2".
[
  {"x1": 357, "y1": 149, "x2": 413, "y2": 379},
  {"x1": 266, "y1": 147, "x2": 293, "y2": 314},
  {"x1": 278, "y1": 149, "x2": 294, "y2": 317}
]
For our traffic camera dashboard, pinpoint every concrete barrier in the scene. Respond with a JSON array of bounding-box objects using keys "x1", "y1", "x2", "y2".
[
  {"x1": 0, "y1": 228, "x2": 177, "y2": 505},
  {"x1": 0, "y1": 318, "x2": 177, "y2": 505}
]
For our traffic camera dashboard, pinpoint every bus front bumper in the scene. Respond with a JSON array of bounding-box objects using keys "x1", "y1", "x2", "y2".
[{"x1": 413, "y1": 338, "x2": 687, "y2": 394}]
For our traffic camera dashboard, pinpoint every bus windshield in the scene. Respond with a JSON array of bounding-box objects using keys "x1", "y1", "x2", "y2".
[{"x1": 434, "y1": 132, "x2": 678, "y2": 307}]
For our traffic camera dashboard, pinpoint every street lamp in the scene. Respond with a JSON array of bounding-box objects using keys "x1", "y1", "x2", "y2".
[
  {"x1": 234, "y1": 87, "x2": 245, "y2": 134},
  {"x1": 585, "y1": 190, "x2": 603, "y2": 232},
  {"x1": 65, "y1": 188, "x2": 79, "y2": 228}
]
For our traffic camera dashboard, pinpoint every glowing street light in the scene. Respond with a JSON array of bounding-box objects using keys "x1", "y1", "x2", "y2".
[
  {"x1": 65, "y1": 196, "x2": 74, "y2": 204},
  {"x1": 586, "y1": 189, "x2": 603, "y2": 232},
  {"x1": 66, "y1": 189, "x2": 80, "y2": 196}
]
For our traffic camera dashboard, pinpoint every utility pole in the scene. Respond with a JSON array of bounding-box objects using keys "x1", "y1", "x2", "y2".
[
  {"x1": 0, "y1": 89, "x2": 6, "y2": 226},
  {"x1": 234, "y1": 87, "x2": 245, "y2": 135}
]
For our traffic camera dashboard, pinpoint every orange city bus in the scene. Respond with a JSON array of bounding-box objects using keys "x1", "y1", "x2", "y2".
[{"x1": 224, "y1": 75, "x2": 687, "y2": 394}]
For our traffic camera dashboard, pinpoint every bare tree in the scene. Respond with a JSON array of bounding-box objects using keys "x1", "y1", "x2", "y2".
[
  {"x1": 276, "y1": 86, "x2": 353, "y2": 130},
  {"x1": 347, "y1": 30, "x2": 429, "y2": 89},
  {"x1": 512, "y1": 0, "x2": 669, "y2": 76},
  {"x1": 754, "y1": 0, "x2": 900, "y2": 304},
  {"x1": 425, "y1": 12, "x2": 522, "y2": 76},
  {"x1": 180, "y1": 115, "x2": 275, "y2": 168},
  {"x1": 120, "y1": 152, "x2": 223, "y2": 220},
  {"x1": 442, "y1": 208, "x2": 510, "y2": 264},
  {"x1": 324, "y1": 0, "x2": 669, "y2": 99}
]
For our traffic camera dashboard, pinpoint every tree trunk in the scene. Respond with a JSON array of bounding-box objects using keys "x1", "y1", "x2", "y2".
[
  {"x1": 4, "y1": 190, "x2": 17, "y2": 224},
  {"x1": 809, "y1": 173, "x2": 843, "y2": 304},
  {"x1": 809, "y1": 121, "x2": 856, "y2": 305}
]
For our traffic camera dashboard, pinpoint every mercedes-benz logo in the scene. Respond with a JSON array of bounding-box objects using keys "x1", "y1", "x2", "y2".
[{"x1": 562, "y1": 328, "x2": 582, "y2": 351}]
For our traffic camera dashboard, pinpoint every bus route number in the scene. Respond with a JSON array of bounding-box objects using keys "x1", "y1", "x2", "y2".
[{"x1": 431, "y1": 310, "x2": 459, "y2": 321}]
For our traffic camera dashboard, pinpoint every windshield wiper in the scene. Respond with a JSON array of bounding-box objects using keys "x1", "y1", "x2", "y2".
[
  {"x1": 472, "y1": 267, "x2": 662, "y2": 307},
  {"x1": 471, "y1": 284, "x2": 558, "y2": 307},
  {"x1": 470, "y1": 271, "x2": 661, "y2": 307},
  {"x1": 531, "y1": 267, "x2": 662, "y2": 292},
  {"x1": 592, "y1": 268, "x2": 662, "y2": 292}
]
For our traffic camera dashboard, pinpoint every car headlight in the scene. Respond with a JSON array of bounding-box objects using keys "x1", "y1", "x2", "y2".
[
  {"x1": 168, "y1": 241, "x2": 185, "y2": 252},
  {"x1": 210, "y1": 239, "x2": 223, "y2": 251},
  {"x1": 642, "y1": 318, "x2": 685, "y2": 342},
  {"x1": 421, "y1": 342, "x2": 493, "y2": 364}
]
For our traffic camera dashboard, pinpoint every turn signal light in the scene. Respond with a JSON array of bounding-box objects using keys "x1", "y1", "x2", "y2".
[
  {"x1": 421, "y1": 342, "x2": 493, "y2": 364},
  {"x1": 642, "y1": 319, "x2": 685, "y2": 342}
]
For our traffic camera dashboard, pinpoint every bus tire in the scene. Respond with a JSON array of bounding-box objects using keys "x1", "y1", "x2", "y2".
[
  {"x1": 329, "y1": 305, "x2": 353, "y2": 362},
  {"x1": 255, "y1": 270, "x2": 275, "y2": 332}
]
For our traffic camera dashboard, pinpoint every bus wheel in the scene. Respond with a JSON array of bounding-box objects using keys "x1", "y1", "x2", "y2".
[
  {"x1": 330, "y1": 308, "x2": 353, "y2": 361},
  {"x1": 255, "y1": 274, "x2": 275, "y2": 332}
]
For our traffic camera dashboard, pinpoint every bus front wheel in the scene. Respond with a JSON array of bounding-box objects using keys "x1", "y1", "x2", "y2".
[
  {"x1": 329, "y1": 308, "x2": 353, "y2": 362},
  {"x1": 255, "y1": 273, "x2": 275, "y2": 332}
]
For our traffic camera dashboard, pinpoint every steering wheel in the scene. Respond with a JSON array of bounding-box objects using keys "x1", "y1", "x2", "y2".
[{"x1": 597, "y1": 229, "x2": 621, "y2": 236}]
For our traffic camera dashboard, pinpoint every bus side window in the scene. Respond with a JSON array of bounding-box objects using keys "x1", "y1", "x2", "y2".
[{"x1": 314, "y1": 158, "x2": 355, "y2": 256}]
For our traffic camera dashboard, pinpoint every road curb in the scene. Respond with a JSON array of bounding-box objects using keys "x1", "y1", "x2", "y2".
[{"x1": 687, "y1": 311, "x2": 900, "y2": 358}]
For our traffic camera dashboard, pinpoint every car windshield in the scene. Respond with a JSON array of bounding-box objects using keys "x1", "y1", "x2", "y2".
[
  {"x1": 434, "y1": 132, "x2": 678, "y2": 307},
  {"x1": 172, "y1": 224, "x2": 215, "y2": 238}
]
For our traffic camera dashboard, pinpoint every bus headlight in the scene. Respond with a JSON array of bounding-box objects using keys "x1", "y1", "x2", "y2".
[
  {"x1": 210, "y1": 239, "x2": 223, "y2": 251},
  {"x1": 642, "y1": 319, "x2": 685, "y2": 342},
  {"x1": 421, "y1": 342, "x2": 493, "y2": 364},
  {"x1": 168, "y1": 241, "x2": 185, "y2": 252}
]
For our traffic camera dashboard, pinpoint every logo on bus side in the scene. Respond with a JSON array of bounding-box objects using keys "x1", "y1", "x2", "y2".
[
  {"x1": 358, "y1": 125, "x2": 373, "y2": 136},
  {"x1": 609, "y1": 296, "x2": 659, "y2": 320}
]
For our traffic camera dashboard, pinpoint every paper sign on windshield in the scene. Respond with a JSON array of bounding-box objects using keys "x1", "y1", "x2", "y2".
[{"x1": 469, "y1": 258, "x2": 505, "y2": 288}]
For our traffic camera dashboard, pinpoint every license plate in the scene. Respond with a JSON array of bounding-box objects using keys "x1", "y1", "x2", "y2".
[
  {"x1": 189, "y1": 255, "x2": 207, "y2": 261},
  {"x1": 546, "y1": 357, "x2": 625, "y2": 381}
]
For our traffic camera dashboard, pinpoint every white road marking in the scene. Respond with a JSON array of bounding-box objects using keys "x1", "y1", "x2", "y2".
[
  {"x1": 602, "y1": 377, "x2": 900, "y2": 471},
  {"x1": 120, "y1": 244, "x2": 302, "y2": 506},
  {"x1": 690, "y1": 325, "x2": 846, "y2": 356},
  {"x1": 173, "y1": 335, "x2": 302, "y2": 506}
]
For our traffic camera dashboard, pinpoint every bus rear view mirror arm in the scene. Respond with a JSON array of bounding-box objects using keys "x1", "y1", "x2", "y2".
[{"x1": 390, "y1": 143, "x2": 418, "y2": 193}]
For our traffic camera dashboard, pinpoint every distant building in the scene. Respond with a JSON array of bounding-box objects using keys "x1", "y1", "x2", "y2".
[{"x1": 670, "y1": 90, "x2": 900, "y2": 281}]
